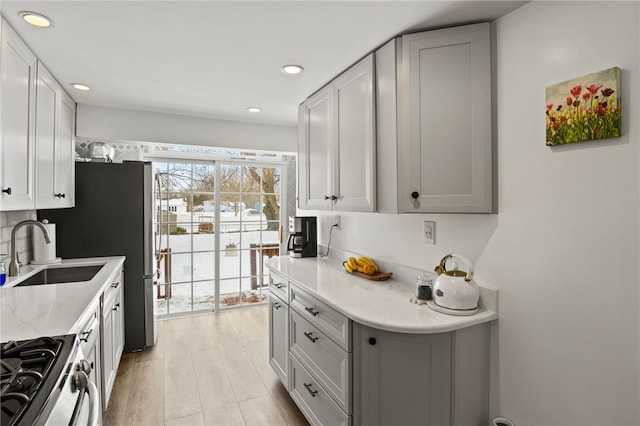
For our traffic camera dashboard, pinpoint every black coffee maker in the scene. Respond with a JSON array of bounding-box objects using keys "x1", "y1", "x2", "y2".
[{"x1": 286, "y1": 216, "x2": 317, "y2": 258}]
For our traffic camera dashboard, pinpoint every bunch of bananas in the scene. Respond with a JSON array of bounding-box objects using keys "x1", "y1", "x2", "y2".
[{"x1": 344, "y1": 256, "x2": 379, "y2": 275}]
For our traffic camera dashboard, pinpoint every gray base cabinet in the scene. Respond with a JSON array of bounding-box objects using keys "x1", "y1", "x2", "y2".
[
  {"x1": 267, "y1": 269, "x2": 492, "y2": 426},
  {"x1": 269, "y1": 291, "x2": 289, "y2": 388},
  {"x1": 353, "y1": 322, "x2": 490, "y2": 426},
  {"x1": 269, "y1": 271, "x2": 290, "y2": 389}
]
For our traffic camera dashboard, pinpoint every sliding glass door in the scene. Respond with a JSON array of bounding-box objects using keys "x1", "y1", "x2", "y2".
[{"x1": 154, "y1": 159, "x2": 283, "y2": 317}]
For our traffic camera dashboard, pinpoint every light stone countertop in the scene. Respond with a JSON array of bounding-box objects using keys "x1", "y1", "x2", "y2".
[
  {"x1": 0, "y1": 256, "x2": 126, "y2": 342},
  {"x1": 265, "y1": 255, "x2": 498, "y2": 334}
]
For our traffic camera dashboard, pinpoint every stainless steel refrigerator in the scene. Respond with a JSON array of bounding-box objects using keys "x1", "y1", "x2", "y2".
[{"x1": 38, "y1": 161, "x2": 157, "y2": 352}]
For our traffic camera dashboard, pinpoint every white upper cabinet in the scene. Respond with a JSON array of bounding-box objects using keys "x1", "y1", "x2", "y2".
[
  {"x1": 35, "y1": 63, "x2": 76, "y2": 209},
  {"x1": 0, "y1": 18, "x2": 76, "y2": 211},
  {"x1": 298, "y1": 54, "x2": 376, "y2": 212},
  {"x1": 0, "y1": 18, "x2": 37, "y2": 211},
  {"x1": 378, "y1": 22, "x2": 492, "y2": 213}
]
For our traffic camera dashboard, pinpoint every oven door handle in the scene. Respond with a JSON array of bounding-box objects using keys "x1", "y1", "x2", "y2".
[
  {"x1": 69, "y1": 371, "x2": 100, "y2": 426},
  {"x1": 85, "y1": 377, "x2": 100, "y2": 426}
]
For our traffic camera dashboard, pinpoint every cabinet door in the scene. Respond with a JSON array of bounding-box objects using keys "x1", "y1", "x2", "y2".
[
  {"x1": 269, "y1": 292, "x2": 289, "y2": 389},
  {"x1": 35, "y1": 63, "x2": 76, "y2": 208},
  {"x1": 101, "y1": 299, "x2": 115, "y2": 409},
  {"x1": 400, "y1": 23, "x2": 492, "y2": 213},
  {"x1": 298, "y1": 87, "x2": 333, "y2": 210},
  {"x1": 0, "y1": 19, "x2": 37, "y2": 211},
  {"x1": 112, "y1": 287, "x2": 124, "y2": 366},
  {"x1": 55, "y1": 90, "x2": 76, "y2": 207},
  {"x1": 333, "y1": 54, "x2": 376, "y2": 212},
  {"x1": 353, "y1": 323, "x2": 451, "y2": 426}
]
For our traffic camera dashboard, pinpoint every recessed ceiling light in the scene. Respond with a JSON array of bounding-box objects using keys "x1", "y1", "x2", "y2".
[
  {"x1": 20, "y1": 11, "x2": 53, "y2": 28},
  {"x1": 246, "y1": 107, "x2": 262, "y2": 113},
  {"x1": 281, "y1": 65, "x2": 304, "y2": 75},
  {"x1": 70, "y1": 83, "x2": 91, "y2": 91}
]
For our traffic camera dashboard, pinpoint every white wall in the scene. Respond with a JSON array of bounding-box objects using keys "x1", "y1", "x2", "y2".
[
  {"x1": 301, "y1": 2, "x2": 640, "y2": 424},
  {"x1": 76, "y1": 104, "x2": 297, "y2": 153}
]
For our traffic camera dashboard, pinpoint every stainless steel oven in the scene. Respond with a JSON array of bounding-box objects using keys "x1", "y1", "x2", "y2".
[{"x1": 1, "y1": 335, "x2": 100, "y2": 426}]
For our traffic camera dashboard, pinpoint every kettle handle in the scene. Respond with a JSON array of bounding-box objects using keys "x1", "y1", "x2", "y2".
[{"x1": 437, "y1": 253, "x2": 474, "y2": 282}]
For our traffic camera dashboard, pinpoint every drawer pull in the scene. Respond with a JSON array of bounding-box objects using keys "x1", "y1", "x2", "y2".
[
  {"x1": 113, "y1": 303, "x2": 120, "y2": 312},
  {"x1": 273, "y1": 302, "x2": 282, "y2": 310},
  {"x1": 369, "y1": 337, "x2": 377, "y2": 345},
  {"x1": 304, "y1": 306, "x2": 319, "y2": 316},
  {"x1": 2, "y1": 187, "x2": 11, "y2": 195},
  {"x1": 274, "y1": 283, "x2": 285, "y2": 289},
  {"x1": 303, "y1": 332, "x2": 318, "y2": 343},
  {"x1": 54, "y1": 193, "x2": 66, "y2": 198},
  {"x1": 111, "y1": 282, "x2": 119, "y2": 288},
  {"x1": 303, "y1": 382, "x2": 318, "y2": 397}
]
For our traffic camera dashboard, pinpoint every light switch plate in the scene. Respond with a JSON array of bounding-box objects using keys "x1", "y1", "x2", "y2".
[{"x1": 423, "y1": 221, "x2": 435, "y2": 245}]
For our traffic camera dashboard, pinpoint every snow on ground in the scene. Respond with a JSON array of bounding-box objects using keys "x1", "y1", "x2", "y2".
[{"x1": 156, "y1": 229, "x2": 280, "y2": 315}]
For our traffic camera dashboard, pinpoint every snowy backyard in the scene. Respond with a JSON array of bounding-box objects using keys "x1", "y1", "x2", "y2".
[{"x1": 155, "y1": 224, "x2": 280, "y2": 316}]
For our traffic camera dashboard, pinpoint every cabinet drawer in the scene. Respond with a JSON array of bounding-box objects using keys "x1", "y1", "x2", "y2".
[
  {"x1": 290, "y1": 355, "x2": 350, "y2": 426},
  {"x1": 269, "y1": 271, "x2": 288, "y2": 302},
  {"x1": 290, "y1": 309, "x2": 351, "y2": 412},
  {"x1": 290, "y1": 284, "x2": 350, "y2": 351},
  {"x1": 103, "y1": 268, "x2": 123, "y2": 302}
]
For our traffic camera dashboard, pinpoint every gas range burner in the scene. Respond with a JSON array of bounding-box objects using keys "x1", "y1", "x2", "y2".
[{"x1": 1, "y1": 336, "x2": 74, "y2": 426}]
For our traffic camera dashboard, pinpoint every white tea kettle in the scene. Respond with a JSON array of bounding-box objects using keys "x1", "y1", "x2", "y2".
[{"x1": 432, "y1": 253, "x2": 479, "y2": 311}]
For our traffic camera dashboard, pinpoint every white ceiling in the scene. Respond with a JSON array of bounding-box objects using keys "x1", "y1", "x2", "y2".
[{"x1": 1, "y1": 1, "x2": 526, "y2": 127}]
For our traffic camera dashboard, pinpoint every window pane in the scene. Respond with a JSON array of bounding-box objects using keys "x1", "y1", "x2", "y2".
[
  {"x1": 169, "y1": 252, "x2": 192, "y2": 283},
  {"x1": 193, "y1": 280, "x2": 215, "y2": 311},
  {"x1": 167, "y1": 283, "x2": 193, "y2": 314},
  {"x1": 193, "y1": 251, "x2": 215, "y2": 281}
]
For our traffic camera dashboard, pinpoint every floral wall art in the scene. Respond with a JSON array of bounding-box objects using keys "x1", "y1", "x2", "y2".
[{"x1": 545, "y1": 67, "x2": 621, "y2": 146}]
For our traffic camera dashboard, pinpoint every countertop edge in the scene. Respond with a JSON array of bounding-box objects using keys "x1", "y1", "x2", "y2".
[
  {"x1": 68, "y1": 257, "x2": 126, "y2": 335},
  {"x1": 266, "y1": 256, "x2": 498, "y2": 334}
]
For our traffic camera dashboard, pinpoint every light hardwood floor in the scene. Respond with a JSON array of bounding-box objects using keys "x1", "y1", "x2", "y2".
[{"x1": 102, "y1": 304, "x2": 309, "y2": 426}]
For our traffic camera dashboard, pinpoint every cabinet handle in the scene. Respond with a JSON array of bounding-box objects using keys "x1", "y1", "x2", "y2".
[
  {"x1": 111, "y1": 282, "x2": 119, "y2": 288},
  {"x1": 274, "y1": 283, "x2": 284, "y2": 289},
  {"x1": 113, "y1": 303, "x2": 120, "y2": 311},
  {"x1": 273, "y1": 302, "x2": 281, "y2": 310},
  {"x1": 2, "y1": 187, "x2": 11, "y2": 195},
  {"x1": 369, "y1": 337, "x2": 377, "y2": 345},
  {"x1": 80, "y1": 329, "x2": 94, "y2": 342},
  {"x1": 303, "y1": 383, "x2": 318, "y2": 397},
  {"x1": 324, "y1": 195, "x2": 330, "y2": 200},
  {"x1": 411, "y1": 192, "x2": 419, "y2": 199},
  {"x1": 304, "y1": 332, "x2": 318, "y2": 343},
  {"x1": 304, "y1": 306, "x2": 319, "y2": 316},
  {"x1": 54, "y1": 193, "x2": 66, "y2": 198}
]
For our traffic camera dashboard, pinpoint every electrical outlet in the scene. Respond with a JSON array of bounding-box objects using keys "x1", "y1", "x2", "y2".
[
  {"x1": 334, "y1": 215, "x2": 341, "y2": 230},
  {"x1": 423, "y1": 221, "x2": 435, "y2": 245}
]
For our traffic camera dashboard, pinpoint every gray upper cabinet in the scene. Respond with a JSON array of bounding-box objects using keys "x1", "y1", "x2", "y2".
[
  {"x1": 298, "y1": 54, "x2": 376, "y2": 212},
  {"x1": 378, "y1": 22, "x2": 493, "y2": 213},
  {"x1": 0, "y1": 18, "x2": 37, "y2": 211}
]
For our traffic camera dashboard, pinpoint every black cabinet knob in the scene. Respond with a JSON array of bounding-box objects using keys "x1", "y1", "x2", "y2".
[
  {"x1": 54, "y1": 193, "x2": 66, "y2": 198},
  {"x1": 369, "y1": 337, "x2": 377, "y2": 345},
  {"x1": 411, "y1": 191, "x2": 419, "y2": 199},
  {"x1": 324, "y1": 195, "x2": 330, "y2": 200},
  {"x1": 2, "y1": 187, "x2": 11, "y2": 195}
]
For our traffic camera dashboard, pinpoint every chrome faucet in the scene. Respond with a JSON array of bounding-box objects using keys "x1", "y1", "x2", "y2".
[{"x1": 9, "y1": 220, "x2": 51, "y2": 276}]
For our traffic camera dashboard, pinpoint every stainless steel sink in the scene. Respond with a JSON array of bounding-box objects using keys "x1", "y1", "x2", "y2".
[{"x1": 15, "y1": 265, "x2": 104, "y2": 286}]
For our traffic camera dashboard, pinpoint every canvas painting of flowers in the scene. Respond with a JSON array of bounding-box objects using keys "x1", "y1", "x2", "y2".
[{"x1": 545, "y1": 67, "x2": 621, "y2": 146}]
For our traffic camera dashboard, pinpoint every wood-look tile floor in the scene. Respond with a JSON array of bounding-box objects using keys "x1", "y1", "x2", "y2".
[{"x1": 102, "y1": 305, "x2": 309, "y2": 426}]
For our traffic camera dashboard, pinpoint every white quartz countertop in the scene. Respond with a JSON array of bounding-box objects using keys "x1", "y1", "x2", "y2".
[
  {"x1": 265, "y1": 256, "x2": 498, "y2": 334},
  {"x1": 0, "y1": 256, "x2": 125, "y2": 342}
]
